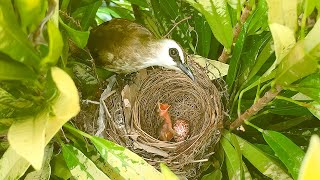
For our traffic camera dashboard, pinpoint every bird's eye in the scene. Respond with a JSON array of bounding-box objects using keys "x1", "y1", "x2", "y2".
[{"x1": 169, "y1": 48, "x2": 178, "y2": 57}]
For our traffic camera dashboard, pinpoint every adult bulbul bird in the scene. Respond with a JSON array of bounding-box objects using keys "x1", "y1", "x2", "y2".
[{"x1": 87, "y1": 18, "x2": 194, "y2": 80}]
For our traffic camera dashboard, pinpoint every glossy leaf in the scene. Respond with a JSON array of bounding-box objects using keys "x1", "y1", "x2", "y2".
[
  {"x1": 226, "y1": 21, "x2": 247, "y2": 90},
  {"x1": 0, "y1": 55, "x2": 37, "y2": 80},
  {"x1": 225, "y1": 132, "x2": 292, "y2": 179},
  {"x1": 247, "y1": 0, "x2": 268, "y2": 35},
  {"x1": 0, "y1": 0, "x2": 40, "y2": 68},
  {"x1": 298, "y1": 135, "x2": 320, "y2": 180},
  {"x1": 263, "y1": 130, "x2": 305, "y2": 179},
  {"x1": 59, "y1": 18, "x2": 89, "y2": 48},
  {"x1": 185, "y1": 0, "x2": 233, "y2": 49},
  {"x1": 220, "y1": 137, "x2": 242, "y2": 180},
  {"x1": 0, "y1": 147, "x2": 30, "y2": 180},
  {"x1": 62, "y1": 144, "x2": 110, "y2": 180},
  {"x1": 160, "y1": 163, "x2": 179, "y2": 180},
  {"x1": 289, "y1": 73, "x2": 320, "y2": 103},
  {"x1": 41, "y1": 20, "x2": 64, "y2": 66},
  {"x1": 274, "y1": 19, "x2": 320, "y2": 86},
  {"x1": 89, "y1": 136, "x2": 163, "y2": 180}
]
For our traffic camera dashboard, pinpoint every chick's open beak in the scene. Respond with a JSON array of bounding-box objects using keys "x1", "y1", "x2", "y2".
[{"x1": 177, "y1": 61, "x2": 195, "y2": 81}]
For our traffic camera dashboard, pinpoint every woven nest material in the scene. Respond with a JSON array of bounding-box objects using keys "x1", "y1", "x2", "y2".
[{"x1": 76, "y1": 59, "x2": 225, "y2": 178}]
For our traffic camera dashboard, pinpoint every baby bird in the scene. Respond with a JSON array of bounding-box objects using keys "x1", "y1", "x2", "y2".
[{"x1": 158, "y1": 103, "x2": 175, "y2": 141}]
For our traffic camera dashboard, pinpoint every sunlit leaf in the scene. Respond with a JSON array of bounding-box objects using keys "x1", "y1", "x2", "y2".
[
  {"x1": 227, "y1": 0, "x2": 245, "y2": 9},
  {"x1": 89, "y1": 136, "x2": 163, "y2": 179},
  {"x1": 191, "y1": 55, "x2": 229, "y2": 79},
  {"x1": 266, "y1": 0, "x2": 298, "y2": 32},
  {"x1": 0, "y1": 147, "x2": 30, "y2": 180},
  {"x1": 185, "y1": 0, "x2": 233, "y2": 50},
  {"x1": 269, "y1": 23, "x2": 296, "y2": 64},
  {"x1": 41, "y1": 20, "x2": 63, "y2": 66},
  {"x1": 80, "y1": 1, "x2": 102, "y2": 30},
  {"x1": 62, "y1": 144, "x2": 110, "y2": 180},
  {"x1": 298, "y1": 135, "x2": 320, "y2": 180},
  {"x1": 14, "y1": 0, "x2": 47, "y2": 32},
  {"x1": 59, "y1": 18, "x2": 89, "y2": 48},
  {"x1": 45, "y1": 67, "x2": 80, "y2": 143},
  {"x1": 0, "y1": 0, "x2": 40, "y2": 68},
  {"x1": 247, "y1": 0, "x2": 268, "y2": 35},
  {"x1": 263, "y1": 130, "x2": 305, "y2": 179},
  {"x1": 160, "y1": 163, "x2": 179, "y2": 180},
  {"x1": 24, "y1": 144, "x2": 53, "y2": 180},
  {"x1": 8, "y1": 112, "x2": 48, "y2": 170},
  {"x1": 274, "y1": 19, "x2": 320, "y2": 86}
]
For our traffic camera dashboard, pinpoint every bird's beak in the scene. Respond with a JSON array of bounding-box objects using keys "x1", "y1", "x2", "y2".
[{"x1": 177, "y1": 61, "x2": 195, "y2": 81}]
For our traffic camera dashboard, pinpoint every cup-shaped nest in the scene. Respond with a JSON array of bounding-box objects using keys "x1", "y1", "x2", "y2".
[{"x1": 77, "y1": 59, "x2": 225, "y2": 178}]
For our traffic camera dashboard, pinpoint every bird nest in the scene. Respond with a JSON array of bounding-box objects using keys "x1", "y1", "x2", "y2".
[{"x1": 75, "y1": 59, "x2": 225, "y2": 178}]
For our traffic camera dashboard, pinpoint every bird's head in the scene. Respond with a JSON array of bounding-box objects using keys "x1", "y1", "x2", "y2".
[{"x1": 148, "y1": 39, "x2": 195, "y2": 80}]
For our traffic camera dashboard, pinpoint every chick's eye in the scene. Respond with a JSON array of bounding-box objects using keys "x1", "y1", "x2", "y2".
[{"x1": 169, "y1": 48, "x2": 178, "y2": 57}]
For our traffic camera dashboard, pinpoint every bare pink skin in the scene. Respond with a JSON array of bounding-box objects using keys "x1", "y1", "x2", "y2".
[{"x1": 158, "y1": 103, "x2": 175, "y2": 141}]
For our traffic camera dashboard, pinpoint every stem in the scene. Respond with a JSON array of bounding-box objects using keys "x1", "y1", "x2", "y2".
[
  {"x1": 275, "y1": 95, "x2": 311, "y2": 108},
  {"x1": 230, "y1": 85, "x2": 282, "y2": 130},
  {"x1": 63, "y1": 123, "x2": 92, "y2": 139},
  {"x1": 244, "y1": 120, "x2": 263, "y2": 132},
  {"x1": 218, "y1": 5, "x2": 252, "y2": 63}
]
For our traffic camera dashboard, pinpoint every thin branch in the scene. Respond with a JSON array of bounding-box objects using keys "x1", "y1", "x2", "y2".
[
  {"x1": 229, "y1": 85, "x2": 282, "y2": 130},
  {"x1": 163, "y1": 16, "x2": 192, "y2": 38},
  {"x1": 218, "y1": 5, "x2": 252, "y2": 63}
]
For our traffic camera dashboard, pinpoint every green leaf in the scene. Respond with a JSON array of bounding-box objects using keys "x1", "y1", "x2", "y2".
[
  {"x1": 62, "y1": 144, "x2": 110, "y2": 180},
  {"x1": 226, "y1": 21, "x2": 247, "y2": 90},
  {"x1": 308, "y1": 101, "x2": 320, "y2": 120},
  {"x1": 0, "y1": 53, "x2": 37, "y2": 80},
  {"x1": 185, "y1": 0, "x2": 233, "y2": 49},
  {"x1": 201, "y1": 169, "x2": 222, "y2": 180},
  {"x1": 220, "y1": 137, "x2": 242, "y2": 180},
  {"x1": 226, "y1": 0, "x2": 245, "y2": 9},
  {"x1": 247, "y1": 0, "x2": 268, "y2": 35},
  {"x1": 51, "y1": 153, "x2": 72, "y2": 180},
  {"x1": 159, "y1": 0, "x2": 179, "y2": 20},
  {"x1": 127, "y1": 0, "x2": 149, "y2": 8},
  {"x1": 225, "y1": 132, "x2": 292, "y2": 179},
  {"x1": 274, "y1": 18, "x2": 320, "y2": 86},
  {"x1": 263, "y1": 130, "x2": 305, "y2": 179},
  {"x1": 14, "y1": 0, "x2": 47, "y2": 32},
  {"x1": 107, "y1": 6, "x2": 135, "y2": 20},
  {"x1": 0, "y1": 0, "x2": 40, "y2": 68},
  {"x1": 0, "y1": 147, "x2": 30, "y2": 180},
  {"x1": 80, "y1": 1, "x2": 102, "y2": 30},
  {"x1": 160, "y1": 163, "x2": 179, "y2": 180},
  {"x1": 266, "y1": 99, "x2": 311, "y2": 116},
  {"x1": 89, "y1": 136, "x2": 163, "y2": 180},
  {"x1": 41, "y1": 20, "x2": 64, "y2": 66},
  {"x1": 289, "y1": 72, "x2": 320, "y2": 102},
  {"x1": 59, "y1": 18, "x2": 89, "y2": 48},
  {"x1": 194, "y1": 14, "x2": 212, "y2": 57}
]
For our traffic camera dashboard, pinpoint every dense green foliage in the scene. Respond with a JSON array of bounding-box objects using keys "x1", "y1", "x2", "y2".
[{"x1": 0, "y1": 0, "x2": 320, "y2": 179}]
